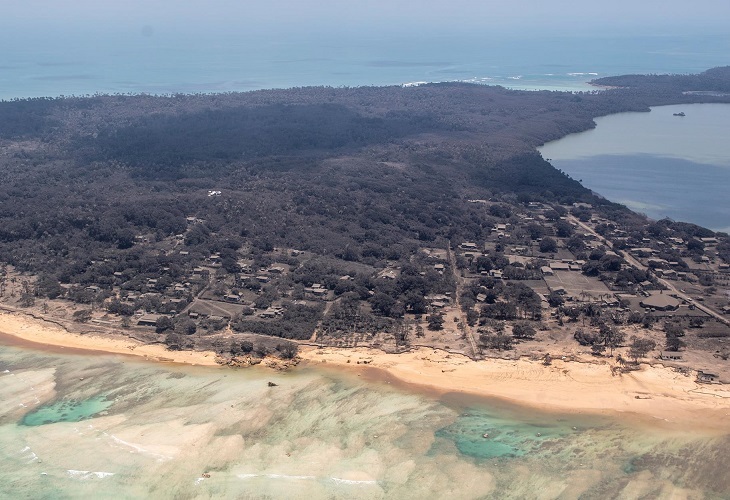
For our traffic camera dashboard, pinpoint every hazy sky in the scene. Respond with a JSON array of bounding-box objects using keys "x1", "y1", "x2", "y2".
[{"x1": 5, "y1": 0, "x2": 730, "y2": 35}]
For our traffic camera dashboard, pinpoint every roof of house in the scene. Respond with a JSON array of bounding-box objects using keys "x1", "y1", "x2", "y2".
[{"x1": 640, "y1": 294, "x2": 680, "y2": 310}]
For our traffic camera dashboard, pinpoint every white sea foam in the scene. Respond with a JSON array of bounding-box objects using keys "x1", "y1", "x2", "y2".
[
  {"x1": 507, "y1": 75, "x2": 522, "y2": 80},
  {"x1": 106, "y1": 433, "x2": 172, "y2": 461},
  {"x1": 237, "y1": 473, "x2": 317, "y2": 481},
  {"x1": 66, "y1": 470, "x2": 115, "y2": 479},
  {"x1": 329, "y1": 477, "x2": 378, "y2": 485}
]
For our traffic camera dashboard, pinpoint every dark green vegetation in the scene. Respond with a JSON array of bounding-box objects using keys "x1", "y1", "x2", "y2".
[{"x1": 2, "y1": 68, "x2": 729, "y2": 350}]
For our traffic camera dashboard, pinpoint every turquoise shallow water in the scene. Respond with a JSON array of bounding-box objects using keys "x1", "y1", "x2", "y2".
[
  {"x1": 1, "y1": 343, "x2": 730, "y2": 498},
  {"x1": 21, "y1": 395, "x2": 113, "y2": 426}
]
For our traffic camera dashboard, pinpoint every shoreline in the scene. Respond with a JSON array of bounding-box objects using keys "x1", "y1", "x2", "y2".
[
  {"x1": 2, "y1": 310, "x2": 730, "y2": 429},
  {"x1": 298, "y1": 346, "x2": 730, "y2": 432},
  {"x1": 0, "y1": 311, "x2": 219, "y2": 366}
]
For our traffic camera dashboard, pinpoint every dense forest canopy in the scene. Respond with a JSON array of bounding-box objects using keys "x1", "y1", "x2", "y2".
[{"x1": 0, "y1": 68, "x2": 729, "y2": 284}]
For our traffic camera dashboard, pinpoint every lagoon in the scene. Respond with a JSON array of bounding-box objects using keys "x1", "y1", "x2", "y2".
[{"x1": 539, "y1": 103, "x2": 730, "y2": 233}]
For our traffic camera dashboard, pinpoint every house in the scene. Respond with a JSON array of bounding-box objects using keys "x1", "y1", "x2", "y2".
[
  {"x1": 476, "y1": 293, "x2": 487, "y2": 303},
  {"x1": 489, "y1": 270, "x2": 503, "y2": 279},
  {"x1": 549, "y1": 262, "x2": 571, "y2": 271},
  {"x1": 697, "y1": 371, "x2": 719, "y2": 383},
  {"x1": 193, "y1": 267, "x2": 210, "y2": 279},
  {"x1": 137, "y1": 314, "x2": 163, "y2": 327},
  {"x1": 602, "y1": 296, "x2": 619, "y2": 307},
  {"x1": 660, "y1": 352, "x2": 683, "y2": 361},
  {"x1": 640, "y1": 294, "x2": 680, "y2": 311},
  {"x1": 224, "y1": 294, "x2": 241, "y2": 302},
  {"x1": 541, "y1": 266, "x2": 554, "y2": 276},
  {"x1": 268, "y1": 266, "x2": 286, "y2": 274}
]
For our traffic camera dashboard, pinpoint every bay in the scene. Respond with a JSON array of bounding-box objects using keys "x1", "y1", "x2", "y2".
[{"x1": 539, "y1": 103, "x2": 730, "y2": 232}]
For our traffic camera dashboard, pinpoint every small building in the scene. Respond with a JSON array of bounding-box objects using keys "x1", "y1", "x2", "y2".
[
  {"x1": 660, "y1": 352, "x2": 683, "y2": 361},
  {"x1": 549, "y1": 262, "x2": 571, "y2": 271},
  {"x1": 541, "y1": 266, "x2": 554, "y2": 276},
  {"x1": 602, "y1": 296, "x2": 619, "y2": 307},
  {"x1": 193, "y1": 267, "x2": 210, "y2": 279},
  {"x1": 137, "y1": 314, "x2": 163, "y2": 327},
  {"x1": 697, "y1": 371, "x2": 719, "y2": 383}
]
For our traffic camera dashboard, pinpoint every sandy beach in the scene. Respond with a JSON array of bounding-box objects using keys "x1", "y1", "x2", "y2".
[
  {"x1": 299, "y1": 346, "x2": 730, "y2": 431},
  {"x1": 0, "y1": 311, "x2": 219, "y2": 366},
  {"x1": 2, "y1": 310, "x2": 730, "y2": 429}
]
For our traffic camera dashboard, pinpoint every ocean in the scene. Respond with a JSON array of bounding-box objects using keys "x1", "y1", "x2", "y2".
[
  {"x1": 1, "y1": 31, "x2": 729, "y2": 99},
  {"x1": 2, "y1": 344, "x2": 729, "y2": 499}
]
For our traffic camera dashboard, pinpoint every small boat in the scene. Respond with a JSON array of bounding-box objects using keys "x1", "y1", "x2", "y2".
[{"x1": 673, "y1": 112, "x2": 686, "y2": 117}]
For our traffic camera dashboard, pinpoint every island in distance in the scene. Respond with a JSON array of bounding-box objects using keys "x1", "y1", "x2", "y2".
[{"x1": 1, "y1": 67, "x2": 730, "y2": 386}]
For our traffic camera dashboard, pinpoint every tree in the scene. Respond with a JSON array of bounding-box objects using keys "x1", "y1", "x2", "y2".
[
  {"x1": 591, "y1": 343, "x2": 606, "y2": 356},
  {"x1": 427, "y1": 313, "x2": 444, "y2": 331},
  {"x1": 156, "y1": 316, "x2": 174, "y2": 333},
  {"x1": 277, "y1": 341, "x2": 299, "y2": 359},
  {"x1": 665, "y1": 335, "x2": 686, "y2": 352},
  {"x1": 548, "y1": 291, "x2": 564, "y2": 308},
  {"x1": 512, "y1": 322, "x2": 536, "y2": 340},
  {"x1": 19, "y1": 280, "x2": 35, "y2": 308},
  {"x1": 628, "y1": 336, "x2": 656, "y2": 364},
  {"x1": 480, "y1": 332, "x2": 513, "y2": 350},
  {"x1": 598, "y1": 322, "x2": 625, "y2": 356},
  {"x1": 539, "y1": 237, "x2": 557, "y2": 254},
  {"x1": 72, "y1": 309, "x2": 92, "y2": 323},
  {"x1": 174, "y1": 318, "x2": 197, "y2": 335},
  {"x1": 466, "y1": 309, "x2": 479, "y2": 327},
  {"x1": 555, "y1": 220, "x2": 574, "y2": 238},
  {"x1": 371, "y1": 292, "x2": 396, "y2": 317}
]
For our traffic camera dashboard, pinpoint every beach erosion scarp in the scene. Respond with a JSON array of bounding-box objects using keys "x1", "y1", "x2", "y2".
[
  {"x1": 0, "y1": 311, "x2": 219, "y2": 366},
  {"x1": 298, "y1": 345, "x2": 730, "y2": 433},
  {"x1": 1, "y1": 310, "x2": 730, "y2": 431}
]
